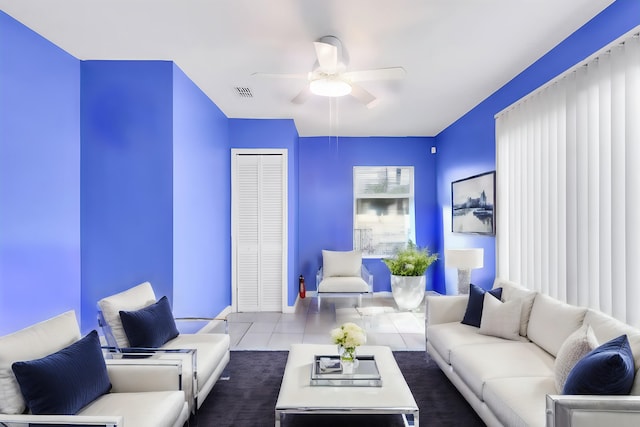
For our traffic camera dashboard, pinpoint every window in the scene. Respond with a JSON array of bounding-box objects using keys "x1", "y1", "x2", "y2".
[
  {"x1": 495, "y1": 29, "x2": 640, "y2": 327},
  {"x1": 353, "y1": 166, "x2": 415, "y2": 257}
]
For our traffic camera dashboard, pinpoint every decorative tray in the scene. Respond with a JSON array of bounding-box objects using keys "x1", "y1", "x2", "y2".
[{"x1": 310, "y1": 354, "x2": 382, "y2": 387}]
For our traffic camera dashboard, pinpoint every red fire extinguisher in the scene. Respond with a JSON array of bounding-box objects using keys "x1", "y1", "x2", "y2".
[{"x1": 299, "y1": 275, "x2": 306, "y2": 299}]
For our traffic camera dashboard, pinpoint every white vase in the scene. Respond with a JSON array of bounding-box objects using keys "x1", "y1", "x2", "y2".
[
  {"x1": 390, "y1": 274, "x2": 426, "y2": 310},
  {"x1": 341, "y1": 359, "x2": 356, "y2": 374},
  {"x1": 337, "y1": 345, "x2": 358, "y2": 374}
]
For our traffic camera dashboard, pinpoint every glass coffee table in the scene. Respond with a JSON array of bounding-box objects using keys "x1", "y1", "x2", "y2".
[{"x1": 275, "y1": 344, "x2": 419, "y2": 426}]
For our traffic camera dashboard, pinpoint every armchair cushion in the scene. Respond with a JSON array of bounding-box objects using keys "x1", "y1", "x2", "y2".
[
  {"x1": 120, "y1": 296, "x2": 179, "y2": 348},
  {"x1": 78, "y1": 390, "x2": 187, "y2": 427},
  {"x1": 11, "y1": 330, "x2": 111, "y2": 414},
  {"x1": 0, "y1": 310, "x2": 81, "y2": 415},
  {"x1": 322, "y1": 250, "x2": 362, "y2": 277},
  {"x1": 317, "y1": 276, "x2": 369, "y2": 293},
  {"x1": 97, "y1": 282, "x2": 157, "y2": 348}
]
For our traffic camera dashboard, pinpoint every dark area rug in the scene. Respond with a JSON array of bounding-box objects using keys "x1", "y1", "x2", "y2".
[{"x1": 192, "y1": 350, "x2": 485, "y2": 427}]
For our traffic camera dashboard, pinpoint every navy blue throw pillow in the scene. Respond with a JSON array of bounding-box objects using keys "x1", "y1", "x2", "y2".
[
  {"x1": 461, "y1": 283, "x2": 503, "y2": 327},
  {"x1": 563, "y1": 334, "x2": 635, "y2": 395},
  {"x1": 119, "y1": 296, "x2": 179, "y2": 348},
  {"x1": 11, "y1": 330, "x2": 111, "y2": 415}
]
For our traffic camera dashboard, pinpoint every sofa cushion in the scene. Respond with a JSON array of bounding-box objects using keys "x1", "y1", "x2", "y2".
[
  {"x1": 554, "y1": 324, "x2": 598, "y2": 393},
  {"x1": 78, "y1": 390, "x2": 186, "y2": 427},
  {"x1": 0, "y1": 310, "x2": 81, "y2": 415},
  {"x1": 483, "y1": 376, "x2": 556, "y2": 427},
  {"x1": 11, "y1": 330, "x2": 111, "y2": 415},
  {"x1": 119, "y1": 296, "x2": 180, "y2": 348},
  {"x1": 318, "y1": 276, "x2": 369, "y2": 293},
  {"x1": 563, "y1": 334, "x2": 635, "y2": 395},
  {"x1": 461, "y1": 283, "x2": 502, "y2": 327},
  {"x1": 493, "y1": 278, "x2": 537, "y2": 337},
  {"x1": 479, "y1": 292, "x2": 522, "y2": 341},
  {"x1": 427, "y1": 322, "x2": 508, "y2": 365},
  {"x1": 527, "y1": 293, "x2": 587, "y2": 357},
  {"x1": 98, "y1": 282, "x2": 157, "y2": 348},
  {"x1": 450, "y1": 341, "x2": 555, "y2": 399},
  {"x1": 322, "y1": 250, "x2": 362, "y2": 277}
]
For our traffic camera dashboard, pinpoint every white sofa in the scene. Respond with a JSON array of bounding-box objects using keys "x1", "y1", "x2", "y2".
[
  {"x1": 0, "y1": 310, "x2": 190, "y2": 427},
  {"x1": 426, "y1": 278, "x2": 640, "y2": 427},
  {"x1": 97, "y1": 281, "x2": 230, "y2": 413}
]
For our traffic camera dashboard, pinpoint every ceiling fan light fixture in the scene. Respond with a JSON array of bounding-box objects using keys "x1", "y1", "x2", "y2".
[{"x1": 309, "y1": 77, "x2": 352, "y2": 97}]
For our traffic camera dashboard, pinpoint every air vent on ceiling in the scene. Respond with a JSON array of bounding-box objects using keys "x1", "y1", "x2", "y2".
[{"x1": 234, "y1": 87, "x2": 254, "y2": 98}]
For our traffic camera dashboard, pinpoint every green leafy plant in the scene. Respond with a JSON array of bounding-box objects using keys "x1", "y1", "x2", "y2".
[{"x1": 383, "y1": 241, "x2": 438, "y2": 276}]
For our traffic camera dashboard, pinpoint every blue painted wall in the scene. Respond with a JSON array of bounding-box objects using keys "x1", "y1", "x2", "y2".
[
  {"x1": 2, "y1": 0, "x2": 638, "y2": 333},
  {"x1": 229, "y1": 119, "x2": 300, "y2": 306},
  {"x1": 0, "y1": 11, "x2": 81, "y2": 335},
  {"x1": 298, "y1": 136, "x2": 439, "y2": 293},
  {"x1": 434, "y1": 0, "x2": 640, "y2": 293},
  {"x1": 80, "y1": 61, "x2": 175, "y2": 332},
  {"x1": 172, "y1": 64, "x2": 231, "y2": 317}
]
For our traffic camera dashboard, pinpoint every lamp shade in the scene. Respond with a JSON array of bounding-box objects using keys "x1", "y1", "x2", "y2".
[{"x1": 445, "y1": 248, "x2": 484, "y2": 269}]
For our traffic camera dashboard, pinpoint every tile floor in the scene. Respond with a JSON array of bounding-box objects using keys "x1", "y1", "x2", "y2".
[{"x1": 222, "y1": 294, "x2": 426, "y2": 351}]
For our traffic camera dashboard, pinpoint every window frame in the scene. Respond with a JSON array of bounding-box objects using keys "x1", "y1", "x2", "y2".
[{"x1": 353, "y1": 166, "x2": 416, "y2": 258}]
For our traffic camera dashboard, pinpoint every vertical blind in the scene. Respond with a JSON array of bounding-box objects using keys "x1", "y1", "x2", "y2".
[{"x1": 495, "y1": 29, "x2": 640, "y2": 327}]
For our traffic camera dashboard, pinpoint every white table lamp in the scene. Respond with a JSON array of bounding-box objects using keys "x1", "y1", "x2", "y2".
[{"x1": 445, "y1": 248, "x2": 484, "y2": 294}]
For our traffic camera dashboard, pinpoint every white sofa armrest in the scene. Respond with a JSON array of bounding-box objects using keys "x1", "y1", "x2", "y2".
[
  {"x1": 0, "y1": 413, "x2": 123, "y2": 426},
  {"x1": 425, "y1": 294, "x2": 468, "y2": 326},
  {"x1": 175, "y1": 316, "x2": 228, "y2": 334},
  {"x1": 546, "y1": 394, "x2": 640, "y2": 427},
  {"x1": 105, "y1": 358, "x2": 184, "y2": 393},
  {"x1": 104, "y1": 347, "x2": 197, "y2": 410}
]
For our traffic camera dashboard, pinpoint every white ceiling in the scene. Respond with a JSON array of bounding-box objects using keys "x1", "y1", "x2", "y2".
[{"x1": 0, "y1": 0, "x2": 615, "y2": 137}]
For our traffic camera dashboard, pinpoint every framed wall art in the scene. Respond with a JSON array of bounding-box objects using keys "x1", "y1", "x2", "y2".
[{"x1": 451, "y1": 171, "x2": 495, "y2": 235}]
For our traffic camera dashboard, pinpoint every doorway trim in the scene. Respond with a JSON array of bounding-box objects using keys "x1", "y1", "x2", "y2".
[{"x1": 231, "y1": 148, "x2": 288, "y2": 312}]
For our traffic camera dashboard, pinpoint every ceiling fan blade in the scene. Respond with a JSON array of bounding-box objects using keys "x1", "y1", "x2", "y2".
[
  {"x1": 291, "y1": 86, "x2": 312, "y2": 104},
  {"x1": 251, "y1": 72, "x2": 309, "y2": 80},
  {"x1": 343, "y1": 67, "x2": 406, "y2": 82},
  {"x1": 350, "y1": 84, "x2": 379, "y2": 109},
  {"x1": 313, "y1": 41, "x2": 338, "y2": 73}
]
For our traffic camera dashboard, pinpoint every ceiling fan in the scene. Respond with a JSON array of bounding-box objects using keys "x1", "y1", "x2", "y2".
[{"x1": 252, "y1": 35, "x2": 406, "y2": 109}]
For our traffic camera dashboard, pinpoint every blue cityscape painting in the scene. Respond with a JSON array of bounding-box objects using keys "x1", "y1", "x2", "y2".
[{"x1": 452, "y1": 171, "x2": 495, "y2": 235}]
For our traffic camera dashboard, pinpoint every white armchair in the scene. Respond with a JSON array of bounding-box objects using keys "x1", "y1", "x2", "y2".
[
  {"x1": 0, "y1": 310, "x2": 189, "y2": 427},
  {"x1": 316, "y1": 249, "x2": 373, "y2": 309},
  {"x1": 97, "y1": 281, "x2": 230, "y2": 413}
]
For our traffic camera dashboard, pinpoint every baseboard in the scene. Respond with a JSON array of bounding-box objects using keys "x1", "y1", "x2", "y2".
[
  {"x1": 282, "y1": 293, "x2": 316, "y2": 313},
  {"x1": 209, "y1": 292, "x2": 393, "y2": 319}
]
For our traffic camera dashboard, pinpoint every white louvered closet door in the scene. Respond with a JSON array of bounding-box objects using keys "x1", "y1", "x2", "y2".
[{"x1": 233, "y1": 152, "x2": 285, "y2": 312}]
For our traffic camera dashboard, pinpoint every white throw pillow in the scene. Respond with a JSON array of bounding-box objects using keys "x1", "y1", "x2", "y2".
[
  {"x1": 527, "y1": 293, "x2": 587, "y2": 357},
  {"x1": 322, "y1": 250, "x2": 362, "y2": 278},
  {"x1": 479, "y1": 293, "x2": 523, "y2": 341},
  {"x1": 97, "y1": 282, "x2": 157, "y2": 348},
  {"x1": 0, "y1": 310, "x2": 81, "y2": 414},
  {"x1": 494, "y1": 278, "x2": 537, "y2": 337},
  {"x1": 554, "y1": 324, "x2": 598, "y2": 393}
]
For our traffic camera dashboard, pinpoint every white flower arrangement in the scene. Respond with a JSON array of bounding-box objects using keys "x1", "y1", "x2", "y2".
[{"x1": 330, "y1": 322, "x2": 366, "y2": 361}]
